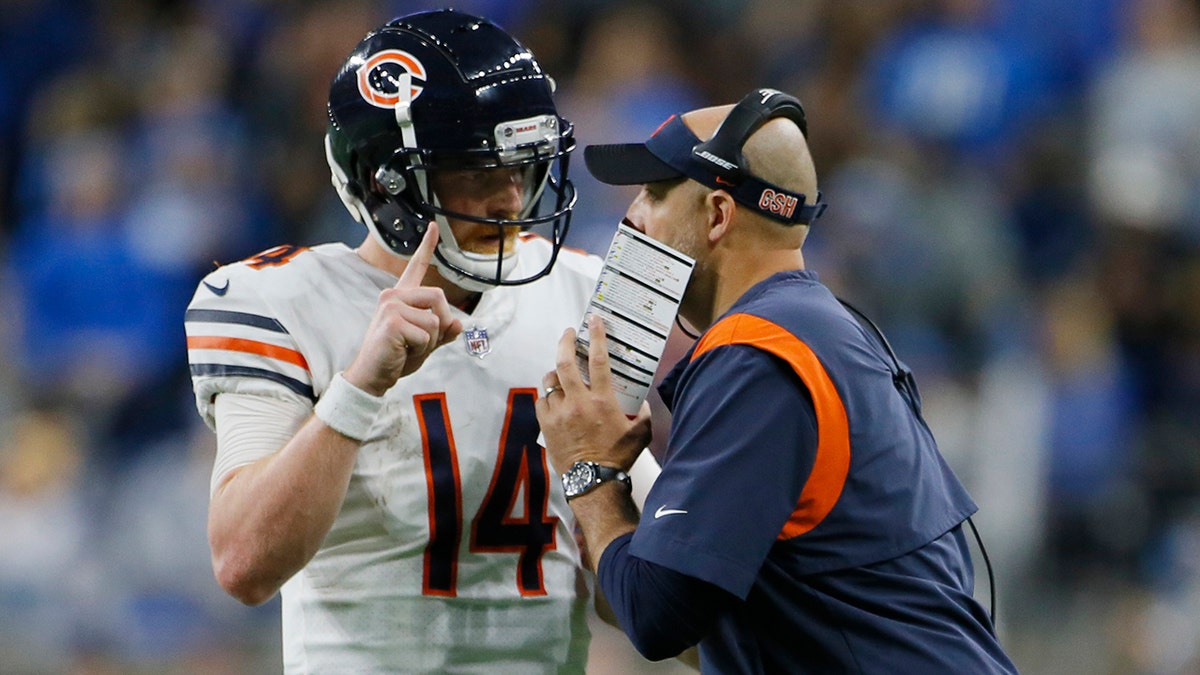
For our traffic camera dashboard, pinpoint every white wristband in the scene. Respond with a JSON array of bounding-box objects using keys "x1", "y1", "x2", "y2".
[{"x1": 314, "y1": 372, "x2": 385, "y2": 442}]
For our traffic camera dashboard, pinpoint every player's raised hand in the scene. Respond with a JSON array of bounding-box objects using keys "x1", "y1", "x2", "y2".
[
  {"x1": 343, "y1": 223, "x2": 464, "y2": 396},
  {"x1": 536, "y1": 315, "x2": 651, "y2": 474}
]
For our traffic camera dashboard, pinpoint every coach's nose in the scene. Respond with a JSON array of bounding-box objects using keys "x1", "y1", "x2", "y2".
[{"x1": 622, "y1": 191, "x2": 652, "y2": 234}]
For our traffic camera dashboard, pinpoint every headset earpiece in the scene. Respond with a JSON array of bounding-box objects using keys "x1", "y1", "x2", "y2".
[
  {"x1": 683, "y1": 88, "x2": 825, "y2": 225},
  {"x1": 585, "y1": 87, "x2": 826, "y2": 225},
  {"x1": 690, "y1": 88, "x2": 809, "y2": 184}
]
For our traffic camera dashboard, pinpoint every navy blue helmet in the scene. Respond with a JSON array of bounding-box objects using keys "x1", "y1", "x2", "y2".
[{"x1": 325, "y1": 9, "x2": 576, "y2": 290}]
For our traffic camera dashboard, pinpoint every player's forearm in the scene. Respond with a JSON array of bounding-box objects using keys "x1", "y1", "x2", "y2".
[{"x1": 208, "y1": 416, "x2": 360, "y2": 605}]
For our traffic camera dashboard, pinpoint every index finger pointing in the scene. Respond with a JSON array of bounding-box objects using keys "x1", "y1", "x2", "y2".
[{"x1": 396, "y1": 221, "x2": 440, "y2": 289}]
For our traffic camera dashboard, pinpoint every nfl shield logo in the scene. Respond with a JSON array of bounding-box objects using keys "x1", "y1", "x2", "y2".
[{"x1": 464, "y1": 327, "x2": 491, "y2": 358}]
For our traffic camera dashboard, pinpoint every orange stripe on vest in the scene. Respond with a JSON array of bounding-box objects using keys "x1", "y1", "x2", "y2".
[{"x1": 692, "y1": 313, "x2": 850, "y2": 539}]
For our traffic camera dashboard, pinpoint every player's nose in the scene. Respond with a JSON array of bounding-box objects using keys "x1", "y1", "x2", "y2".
[{"x1": 488, "y1": 168, "x2": 525, "y2": 218}]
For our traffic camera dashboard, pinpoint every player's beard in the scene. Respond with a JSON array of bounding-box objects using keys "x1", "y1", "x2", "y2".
[{"x1": 453, "y1": 222, "x2": 522, "y2": 256}]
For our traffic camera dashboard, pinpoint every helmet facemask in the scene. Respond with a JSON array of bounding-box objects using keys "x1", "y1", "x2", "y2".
[
  {"x1": 327, "y1": 112, "x2": 576, "y2": 293},
  {"x1": 392, "y1": 114, "x2": 574, "y2": 292},
  {"x1": 324, "y1": 10, "x2": 577, "y2": 292}
]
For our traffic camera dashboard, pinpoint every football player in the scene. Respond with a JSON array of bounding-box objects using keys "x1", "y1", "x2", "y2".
[{"x1": 184, "y1": 10, "x2": 601, "y2": 673}]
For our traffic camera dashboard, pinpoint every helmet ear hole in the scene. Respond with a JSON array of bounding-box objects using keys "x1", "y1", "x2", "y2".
[{"x1": 360, "y1": 192, "x2": 427, "y2": 256}]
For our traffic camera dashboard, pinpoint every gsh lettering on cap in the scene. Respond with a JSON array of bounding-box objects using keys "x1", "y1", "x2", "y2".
[{"x1": 759, "y1": 188, "x2": 798, "y2": 219}]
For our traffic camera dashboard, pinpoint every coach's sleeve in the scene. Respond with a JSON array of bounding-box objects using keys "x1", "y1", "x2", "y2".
[
  {"x1": 631, "y1": 341, "x2": 820, "y2": 598},
  {"x1": 597, "y1": 532, "x2": 738, "y2": 661}
]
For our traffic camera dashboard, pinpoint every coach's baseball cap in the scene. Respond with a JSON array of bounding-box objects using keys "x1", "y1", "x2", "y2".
[
  {"x1": 583, "y1": 113, "x2": 826, "y2": 225},
  {"x1": 584, "y1": 115, "x2": 697, "y2": 186}
]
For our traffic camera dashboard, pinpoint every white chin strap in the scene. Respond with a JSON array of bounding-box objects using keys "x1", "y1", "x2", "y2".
[
  {"x1": 432, "y1": 222, "x2": 520, "y2": 292},
  {"x1": 401, "y1": 68, "x2": 525, "y2": 292}
]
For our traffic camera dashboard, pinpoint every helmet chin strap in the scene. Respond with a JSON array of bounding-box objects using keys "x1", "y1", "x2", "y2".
[
  {"x1": 428, "y1": 198, "x2": 520, "y2": 292},
  {"x1": 432, "y1": 246, "x2": 520, "y2": 292},
  {"x1": 392, "y1": 72, "x2": 429, "y2": 217},
  {"x1": 393, "y1": 70, "x2": 521, "y2": 293}
]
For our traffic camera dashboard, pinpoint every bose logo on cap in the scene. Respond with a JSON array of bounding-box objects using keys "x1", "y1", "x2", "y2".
[{"x1": 695, "y1": 150, "x2": 737, "y2": 172}]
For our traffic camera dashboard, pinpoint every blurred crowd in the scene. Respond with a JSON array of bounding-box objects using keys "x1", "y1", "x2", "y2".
[{"x1": 1, "y1": 0, "x2": 1199, "y2": 673}]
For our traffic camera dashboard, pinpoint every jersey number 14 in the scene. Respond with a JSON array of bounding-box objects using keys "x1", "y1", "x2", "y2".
[{"x1": 416, "y1": 388, "x2": 558, "y2": 597}]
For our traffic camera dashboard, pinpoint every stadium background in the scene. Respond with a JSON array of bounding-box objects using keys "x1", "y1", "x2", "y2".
[{"x1": 2, "y1": 0, "x2": 1199, "y2": 673}]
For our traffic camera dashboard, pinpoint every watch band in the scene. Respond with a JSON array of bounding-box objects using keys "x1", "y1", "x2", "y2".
[{"x1": 562, "y1": 461, "x2": 631, "y2": 501}]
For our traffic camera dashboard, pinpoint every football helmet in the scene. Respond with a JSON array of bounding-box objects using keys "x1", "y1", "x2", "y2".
[{"x1": 325, "y1": 9, "x2": 576, "y2": 292}]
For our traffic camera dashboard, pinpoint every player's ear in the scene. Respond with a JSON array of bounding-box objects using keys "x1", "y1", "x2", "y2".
[{"x1": 706, "y1": 188, "x2": 737, "y2": 244}]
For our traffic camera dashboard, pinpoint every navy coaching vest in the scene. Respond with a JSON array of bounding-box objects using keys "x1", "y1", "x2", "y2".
[{"x1": 633, "y1": 270, "x2": 1016, "y2": 674}]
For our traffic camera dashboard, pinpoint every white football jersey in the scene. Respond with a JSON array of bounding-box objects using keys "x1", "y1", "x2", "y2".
[{"x1": 184, "y1": 236, "x2": 602, "y2": 674}]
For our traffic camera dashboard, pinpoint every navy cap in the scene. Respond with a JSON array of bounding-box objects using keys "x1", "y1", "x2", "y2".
[{"x1": 584, "y1": 113, "x2": 826, "y2": 225}]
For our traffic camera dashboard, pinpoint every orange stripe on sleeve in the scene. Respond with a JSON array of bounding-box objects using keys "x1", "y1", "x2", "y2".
[
  {"x1": 186, "y1": 335, "x2": 310, "y2": 371},
  {"x1": 692, "y1": 313, "x2": 850, "y2": 539}
]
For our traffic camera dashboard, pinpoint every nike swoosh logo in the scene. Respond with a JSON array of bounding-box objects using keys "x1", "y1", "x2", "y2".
[
  {"x1": 203, "y1": 279, "x2": 230, "y2": 296},
  {"x1": 654, "y1": 505, "x2": 688, "y2": 519}
]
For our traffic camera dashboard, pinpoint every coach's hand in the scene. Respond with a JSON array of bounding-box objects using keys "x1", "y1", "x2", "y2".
[
  {"x1": 536, "y1": 315, "x2": 652, "y2": 475},
  {"x1": 343, "y1": 223, "x2": 463, "y2": 396}
]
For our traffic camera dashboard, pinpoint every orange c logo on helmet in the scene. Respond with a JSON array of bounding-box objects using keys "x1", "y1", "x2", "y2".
[{"x1": 357, "y1": 49, "x2": 426, "y2": 108}]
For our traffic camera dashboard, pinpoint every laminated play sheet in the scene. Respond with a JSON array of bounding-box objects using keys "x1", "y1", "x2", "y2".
[{"x1": 575, "y1": 223, "x2": 696, "y2": 415}]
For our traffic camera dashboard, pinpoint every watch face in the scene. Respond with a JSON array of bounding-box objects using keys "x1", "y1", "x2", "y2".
[{"x1": 564, "y1": 462, "x2": 597, "y2": 496}]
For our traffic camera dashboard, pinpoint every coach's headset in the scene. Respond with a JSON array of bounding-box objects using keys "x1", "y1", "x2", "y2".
[
  {"x1": 584, "y1": 88, "x2": 827, "y2": 226},
  {"x1": 688, "y1": 88, "x2": 827, "y2": 225}
]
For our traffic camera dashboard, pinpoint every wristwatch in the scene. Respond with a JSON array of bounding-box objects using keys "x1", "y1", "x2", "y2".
[{"x1": 561, "y1": 461, "x2": 631, "y2": 501}]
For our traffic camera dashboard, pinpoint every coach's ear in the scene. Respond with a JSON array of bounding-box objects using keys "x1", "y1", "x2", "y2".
[{"x1": 705, "y1": 188, "x2": 737, "y2": 244}]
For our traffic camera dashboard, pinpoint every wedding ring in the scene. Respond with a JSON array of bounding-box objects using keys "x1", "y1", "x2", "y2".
[{"x1": 544, "y1": 385, "x2": 562, "y2": 397}]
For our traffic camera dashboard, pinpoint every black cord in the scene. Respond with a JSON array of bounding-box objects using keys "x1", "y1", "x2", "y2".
[
  {"x1": 838, "y1": 297, "x2": 997, "y2": 625},
  {"x1": 966, "y1": 516, "x2": 997, "y2": 625},
  {"x1": 836, "y1": 298, "x2": 902, "y2": 366},
  {"x1": 675, "y1": 314, "x2": 700, "y2": 340}
]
